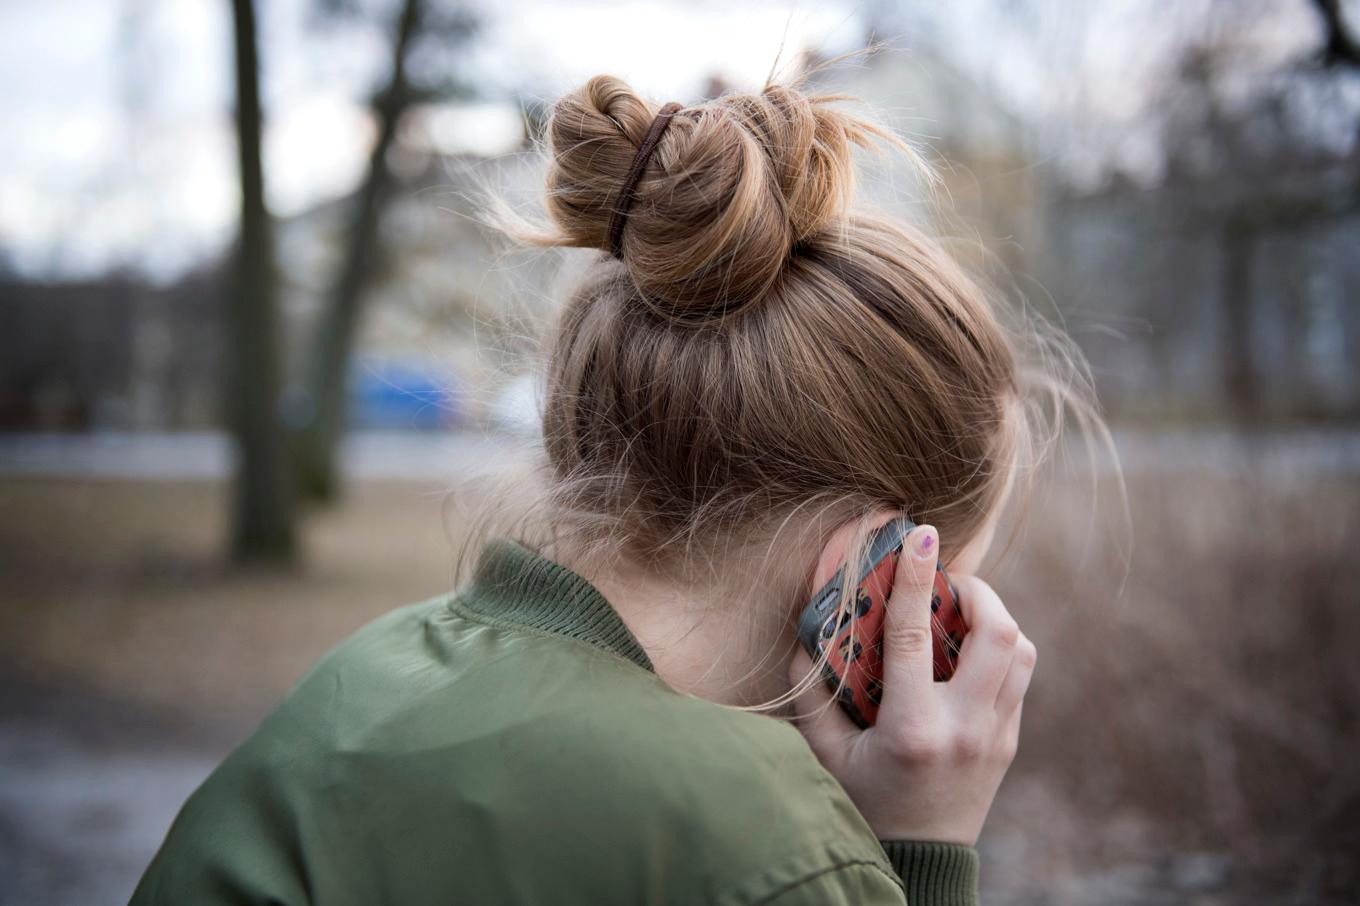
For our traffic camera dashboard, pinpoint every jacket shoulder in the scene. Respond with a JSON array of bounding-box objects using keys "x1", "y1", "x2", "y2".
[
  {"x1": 135, "y1": 597, "x2": 906, "y2": 905},
  {"x1": 463, "y1": 687, "x2": 905, "y2": 903}
]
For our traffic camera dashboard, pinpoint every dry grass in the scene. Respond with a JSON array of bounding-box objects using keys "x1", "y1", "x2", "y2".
[
  {"x1": 0, "y1": 477, "x2": 461, "y2": 721},
  {"x1": 982, "y1": 468, "x2": 1360, "y2": 901},
  {"x1": 1, "y1": 468, "x2": 1356, "y2": 901}
]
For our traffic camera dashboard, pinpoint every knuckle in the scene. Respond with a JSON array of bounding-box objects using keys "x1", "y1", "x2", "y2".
[
  {"x1": 889, "y1": 625, "x2": 932, "y2": 656},
  {"x1": 951, "y1": 573, "x2": 977, "y2": 595},
  {"x1": 999, "y1": 734, "x2": 1019, "y2": 764},
  {"x1": 955, "y1": 574, "x2": 988, "y2": 596},
  {"x1": 1018, "y1": 638, "x2": 1038, "y2": 669},
  {"x1": 990, "y1": 618, "x2": 1020, "y2": 647},
  {"x1": 951, "y1": 729, "x2": 986, "y2": 760},
  {"x1": 884, "y1": 725, "x2": 945, "y2": 763}
]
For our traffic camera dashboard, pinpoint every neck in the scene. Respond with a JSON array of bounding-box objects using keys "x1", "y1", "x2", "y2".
[{"x1": 550, "y1": 538, "x2": 810, "y2": 714}]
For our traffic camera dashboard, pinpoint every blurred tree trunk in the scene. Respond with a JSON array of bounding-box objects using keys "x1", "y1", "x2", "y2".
[
  {"x1": 293, "y1": 0, "x2": 422, "y2": 503},
  {"x1": 1220, "y1": 224, "x2": 1258, "y2": 425},
  {"x1": 1315, "y1": 0, "x2": 1360, "y2": 67},
  {"x1": 228, "y1": 0, "x2": 297, "y2": 562}
]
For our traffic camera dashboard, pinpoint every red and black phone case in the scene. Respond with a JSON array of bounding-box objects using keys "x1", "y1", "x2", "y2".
[{"x1": 796, "y1": 516, "x2": 967, "y2": 729}]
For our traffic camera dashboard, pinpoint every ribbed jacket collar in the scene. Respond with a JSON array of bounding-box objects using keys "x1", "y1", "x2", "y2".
[{"x1": 454, "y1": 536, "x2": 656, "y2": 675}]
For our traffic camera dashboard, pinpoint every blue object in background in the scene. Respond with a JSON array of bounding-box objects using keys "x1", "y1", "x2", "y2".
[{"x1": 347, "y1": 360, "x2": 463, "y2": 431}]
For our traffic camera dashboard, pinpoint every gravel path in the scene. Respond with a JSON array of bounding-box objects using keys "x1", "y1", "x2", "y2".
[{"x1": 0, "y1": 679, "x2": 242, "y2": 906}]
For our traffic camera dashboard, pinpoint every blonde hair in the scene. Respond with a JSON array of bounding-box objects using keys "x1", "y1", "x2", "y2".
[{"x1": 452, "y1": 64, "x2": 1117, "y2": 716}]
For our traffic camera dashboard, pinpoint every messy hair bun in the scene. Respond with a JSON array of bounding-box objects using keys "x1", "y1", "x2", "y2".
[
  {"x1": 540, "y1": 76, "x2": 898, "y2": 321},
  {"x1": 464, "y1": 64, "x2": 1118, "y2": 718}
]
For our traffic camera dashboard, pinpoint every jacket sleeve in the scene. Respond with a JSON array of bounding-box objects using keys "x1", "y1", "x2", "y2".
[
  {"x1": 756, "y1": 841, "x2": 978, "y2": 906},
  {"x1": 878, "y1": 840, "x2": 980, "y2": 905},
  {"x1": 127, "y1": 738, "x2": 317, "y2": 906}
]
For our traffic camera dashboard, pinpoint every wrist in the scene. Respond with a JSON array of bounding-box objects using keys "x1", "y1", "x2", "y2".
[{"x1": 863, "y1": 812, "x2": 981, "y2": 848}]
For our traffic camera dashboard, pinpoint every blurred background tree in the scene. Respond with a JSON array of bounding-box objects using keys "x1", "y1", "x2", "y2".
[
  {"x1": 228, "y1": 0, "x2": 296, "y2": 562},
  {"x1": 292, "y1": 0, "x2": 478, "y2": 503}
]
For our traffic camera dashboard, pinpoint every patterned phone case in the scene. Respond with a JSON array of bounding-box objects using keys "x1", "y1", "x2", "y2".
[{"x1": 796, "y1": 516, "x2": 967, "y2": 729}]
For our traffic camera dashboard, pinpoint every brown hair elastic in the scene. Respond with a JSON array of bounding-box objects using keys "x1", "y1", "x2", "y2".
[{"x1": 607, "y1": 101, "x2": 684, "y2": 259}]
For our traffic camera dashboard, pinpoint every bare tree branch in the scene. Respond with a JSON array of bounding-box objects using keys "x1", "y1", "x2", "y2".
[{"x1": 1315, "y1": 0, "x2": 1360, "y2": 68}]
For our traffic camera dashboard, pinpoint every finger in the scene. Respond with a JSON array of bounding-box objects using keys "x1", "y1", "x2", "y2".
[
  {"x1": 787, "y1": 645, "x2": 860, "y2": 769},
  {"x1": 995, "y1": 630, "x2": 1037, "y2": 716},
  {"x1": 877, "y1": 524, "x2": 941, "y2": 727},
  {"x1": 1001, "y1": 698, "x2": 1024, "y2": 765},
  {"x1": 950, "y1": 575, "x2": 1020, "y2": 706}
]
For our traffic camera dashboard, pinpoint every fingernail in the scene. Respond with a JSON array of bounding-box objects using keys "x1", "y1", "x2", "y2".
[{"x1": 912, "y1": 526, "x2": 937, "y2": 561}]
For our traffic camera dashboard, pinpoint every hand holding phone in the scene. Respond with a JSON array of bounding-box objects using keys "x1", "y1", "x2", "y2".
[
  {"x1": 786, "y1": 517, "x2": 1038, "y2": 846},
  {"x1": 796, "y1": 516, "x2": 967, "y2": 728}
]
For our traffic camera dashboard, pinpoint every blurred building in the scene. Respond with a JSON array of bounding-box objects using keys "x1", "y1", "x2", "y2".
[
  {"x1": 273, "y1": 139, "x2": 557, "y2": 431},
  {"x1": 831, "y1": 47, "x2": 1360, "y2": 423},
  {"x1": 0, "y1": 267, "x2": 224, "y2": 431},
  {"x1": 0, "y1": 133, "x2": 557, "y2": 433},
  {"x1": 3, "y1": 42, "x2": 1357, "y2": 432}
]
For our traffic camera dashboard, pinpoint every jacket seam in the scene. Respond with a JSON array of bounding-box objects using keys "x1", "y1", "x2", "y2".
[{"x1": 744, "y1": 857, "x2": 905, "y2": 904}]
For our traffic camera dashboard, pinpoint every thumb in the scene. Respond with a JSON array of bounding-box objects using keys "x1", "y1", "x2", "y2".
[
  {"x1": 878, "y1": 524, "x2": 940, "y2": 722},
  {"x1": 787, "y1": 644, "x2": 859, "y2": 769}
]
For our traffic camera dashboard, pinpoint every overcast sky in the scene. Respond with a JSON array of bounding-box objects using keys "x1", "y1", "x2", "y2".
[
  {"x1": 0, "y1": 0, "x2": 1347, "y2": 282},
  {"x1": 0, "y1": 0, "x2": 869, "y2": 281}
]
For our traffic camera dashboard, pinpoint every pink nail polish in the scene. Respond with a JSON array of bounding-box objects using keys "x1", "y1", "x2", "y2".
[{"x1": 914, "y1": 529, "x2": 936, "y2": 560}]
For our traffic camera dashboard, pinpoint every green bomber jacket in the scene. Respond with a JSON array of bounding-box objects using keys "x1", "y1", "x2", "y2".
[{"x1": 130, "y1": 536, "x2": 980, "y2": 905}]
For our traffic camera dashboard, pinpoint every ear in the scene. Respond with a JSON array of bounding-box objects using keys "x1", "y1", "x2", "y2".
[{"x1": 811, "y1": 508, "x2": 907, "y2": 590}]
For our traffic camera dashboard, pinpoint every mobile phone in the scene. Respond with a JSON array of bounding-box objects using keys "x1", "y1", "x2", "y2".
[{"x1": 795, "y1": 516, "x2": 967, "y2": 729}]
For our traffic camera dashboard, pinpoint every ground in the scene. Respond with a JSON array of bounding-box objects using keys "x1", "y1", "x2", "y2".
[{"x1": 1, "y1": 447, "x2": 1357, "y2": 904}]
